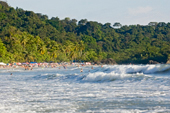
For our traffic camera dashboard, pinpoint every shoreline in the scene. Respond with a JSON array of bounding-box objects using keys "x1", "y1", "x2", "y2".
[{"x1": 1, "y1": 63, "x2": 170, "y2": 70}]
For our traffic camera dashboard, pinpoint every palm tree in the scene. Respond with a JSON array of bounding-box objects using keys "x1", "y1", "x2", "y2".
[
  {"x1": 34, "y1": 36, "x2": 42, "y2": 51},
  {"x1": 78, "y1": 40, "x2": 85, "y2": 58},
  {"x1": 64, "y1": 41, "x2": 74, "y2": 57},
  {"x1": 39, "y1": 44, "x2": 47, "y2": 55},
  {"x1": 70, "y1": 50, "x2": 77, "y2": 62},
  {"x1": 21, "y1": 32, "x2": 29, "y2": 51}
]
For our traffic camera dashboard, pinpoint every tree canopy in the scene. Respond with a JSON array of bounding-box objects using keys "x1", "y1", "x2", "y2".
[{"x1": 1, "y1": 1, "x2": 170, "y2": 64}]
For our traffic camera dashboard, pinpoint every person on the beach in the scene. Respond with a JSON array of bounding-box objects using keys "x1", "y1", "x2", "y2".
[
  {"x1": 80, "y1": 68, "x2": 83, "y2": 72},
  {"x1": 25, "y1": 66, "x2": 27, "y2": 70},
  {"x1": 91, "y1": 66, "x2": 93, "y2": 69},
  {"x1": 63, "y1": 65, "x2": 67, "y2": 69}
]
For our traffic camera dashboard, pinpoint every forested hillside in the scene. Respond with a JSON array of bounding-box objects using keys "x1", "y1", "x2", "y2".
[{"x1": 1, "y1": 1, "x2": 170, "y2": 64}]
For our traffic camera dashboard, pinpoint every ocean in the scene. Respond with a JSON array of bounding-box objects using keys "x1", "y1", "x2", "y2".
[{"x1": 0, "y1": 64, "x2": 170, "y2": 113}]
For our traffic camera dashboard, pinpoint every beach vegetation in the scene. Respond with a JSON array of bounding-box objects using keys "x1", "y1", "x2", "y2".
[{"x1": 0, "y1": 1, "x2": 170, "y2": 64}]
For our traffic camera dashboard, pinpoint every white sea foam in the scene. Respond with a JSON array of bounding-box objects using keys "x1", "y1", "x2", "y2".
[
  {"x1": 0, "y1": 65, "x2": 170, "y2": 112},
  {"x1": 101, "y1": 64, "x2": 170, "y2": 74}
]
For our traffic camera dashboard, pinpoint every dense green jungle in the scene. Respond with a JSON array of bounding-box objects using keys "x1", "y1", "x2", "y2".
[{"x1": 1, "y1": 1, "x2": 170, "y2": 64}]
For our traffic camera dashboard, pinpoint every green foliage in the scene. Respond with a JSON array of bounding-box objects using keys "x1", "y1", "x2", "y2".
[
  {"x1": 0, "y1": 1, "x2": 9, "y2": 8},
  {"x1": 82, "y1": 35, "x2": 97, "y2": 50},
  {"x1": 1, "y1": 1, "x2": 170, "y2": 64},
  {"x1": 0, "y1": 38, "x2": 6, "y2": 57}
]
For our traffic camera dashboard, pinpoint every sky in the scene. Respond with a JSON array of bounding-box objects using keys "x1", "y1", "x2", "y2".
[{"x1": 2, "y1": 0, "x2": 170, "y2": 25}]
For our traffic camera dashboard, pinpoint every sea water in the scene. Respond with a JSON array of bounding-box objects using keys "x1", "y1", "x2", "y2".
[{"x1": 0, "y1": 64, "x2": 170, "y2": 113}]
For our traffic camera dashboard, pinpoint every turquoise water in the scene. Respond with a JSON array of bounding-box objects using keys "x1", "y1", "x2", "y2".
[{"x1": 0, "y1": 64, "x2": 170, "y2": 113}]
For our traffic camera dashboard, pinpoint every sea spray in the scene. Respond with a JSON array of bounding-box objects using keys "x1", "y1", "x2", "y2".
[{"x1": 0, "y1": 65, "x2": 170, "y2": 112}]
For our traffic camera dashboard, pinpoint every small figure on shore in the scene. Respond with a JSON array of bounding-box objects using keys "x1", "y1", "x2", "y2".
[
  {"x1": 80, "y1": 68, "x2": 83, "y2": 72},
  {"x1": 63, "y1": 65, "x2": 67, "y2": 69}
]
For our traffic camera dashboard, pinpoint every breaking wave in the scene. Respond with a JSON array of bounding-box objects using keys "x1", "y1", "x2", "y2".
[{"x1": 30, "y1": 64, "x2": 170, "y2": 83}]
